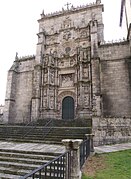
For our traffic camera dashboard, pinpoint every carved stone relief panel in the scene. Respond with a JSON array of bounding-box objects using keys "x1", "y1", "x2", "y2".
[
  {"x1": 58, "y1": 60, "x2": 64, "y2": 67},
  {"x1": 83, "y1": 64, "x2": 89, "y2": 78},
  {"x1": 79, "y1": 28, "x2": 90, "y2": 39},
  {"x1": 61, "y1": 74, "x2": 74, "y2": 87},
  {"x1": 70, "y1": 58, "x2": 76, "y2": 66},
  {"x1": 46, "y1": 36, "x2": 56, "y2": 45},
  {"x1": 63, "y1": 30, "x2": 71, "y2": 41},
  {"x1": 63, "y1": 16, "x2": 72, "y2": 29},
  {"x1": 49, "y1": 89, "x2": 54, "y2": 97}
]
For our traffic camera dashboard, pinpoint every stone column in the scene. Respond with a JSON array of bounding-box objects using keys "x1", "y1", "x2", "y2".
[
  {"x1": 62, "y1": 139, "x2": 83, "y2": 179},
  {"x1": 85, "y1": 134, "x2": 95, "y2": 154}
]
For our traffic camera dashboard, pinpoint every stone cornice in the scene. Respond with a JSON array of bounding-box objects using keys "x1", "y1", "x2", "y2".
[{"x1": 38, "y1": 3, "x2": 103, "y2": 22}]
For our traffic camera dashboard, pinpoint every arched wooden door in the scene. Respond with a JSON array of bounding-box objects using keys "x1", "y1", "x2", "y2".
[{"x1": 62, "y1": 96, "x2": 74, "y2": 120}]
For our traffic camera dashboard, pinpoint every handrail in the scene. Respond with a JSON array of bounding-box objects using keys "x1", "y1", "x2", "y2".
[
  {"x1": 22, "y1": 119, "x2": 53, "y2": 139},
  {"x1": 19, "y1": 151, "x2": 71, "y2": 179},
  {"x1": 24, "y1": 120, "x2": 35, "y2": 127},
  {"x1": 42, "y1": 119, "x2": 54, "y2": 139},
  {"x1": 22, "y1": 122, "x2": 36, "y2": 138},
  {"x1": 80, "y1": 138, "x2": 90, "y2": 168}
]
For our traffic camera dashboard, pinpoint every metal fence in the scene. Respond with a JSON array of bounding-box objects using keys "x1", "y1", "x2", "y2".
[
  {"x1": 19, "y1": 151, "x2": 71, "y2": 179},
  {"x1": 80, "y1": 139, "x2": 90, "y2": 169}
]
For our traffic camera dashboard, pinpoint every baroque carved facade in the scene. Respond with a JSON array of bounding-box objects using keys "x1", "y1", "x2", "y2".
[{"x1": 3, "y1": 0, "x2": 131, "y2": 124}]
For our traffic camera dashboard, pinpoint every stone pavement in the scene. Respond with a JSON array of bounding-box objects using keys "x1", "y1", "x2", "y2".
[
  {"x1": 0, "y1": 141, "x2": 65, "y2": 153},
  {"x1": 0, "y1": 141, "x2": 131, "y2": 154},
  {"x1": 95, "y1": 143, "x2": 131, "y2": 153}
]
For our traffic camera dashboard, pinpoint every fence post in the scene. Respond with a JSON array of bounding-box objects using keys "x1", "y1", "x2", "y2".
[
  {"x1": 85, "y1": 134, "x2": 94, "y2": 154},
  {"x1": 62, "y1": 139, "x2": 83, "y2": 179}
]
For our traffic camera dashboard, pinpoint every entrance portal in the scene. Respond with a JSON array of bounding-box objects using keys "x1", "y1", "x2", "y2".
[{"x1": 62, "y1": 96, "x2": 74, "y2": 120}]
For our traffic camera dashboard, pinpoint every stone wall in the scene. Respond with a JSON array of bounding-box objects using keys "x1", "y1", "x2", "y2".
[
  {"x1": 99, "y1": 42, "x2": 131, "y2": 117},
  {"x1": 4, "y1": 56, "x2": 35, "y2": 123},
  {"x1": 93, "y1": 117, "x2": 131, "y2": 146}
]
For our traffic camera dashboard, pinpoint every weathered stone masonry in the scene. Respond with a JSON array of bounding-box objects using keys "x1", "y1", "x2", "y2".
[{"x1": 3, "y1": 0, "x2": 131, "y2": 145}]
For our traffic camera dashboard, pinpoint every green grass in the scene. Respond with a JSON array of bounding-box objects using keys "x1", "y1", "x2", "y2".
[{"x1": 82, "y1": 149, "x2": 131, "y2": 179}]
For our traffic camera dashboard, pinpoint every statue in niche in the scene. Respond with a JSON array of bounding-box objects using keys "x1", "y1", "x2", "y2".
[
  {"x1": 83, "y1": 49, "x2": 88, "y2": 60},
  {"x1": 91, "y1": 12, "x2": 96, "y2": 20},
  {"x1": 84, "y1": 86, "x2": 89, "y2": 94},
  {"x1": 51, "y1": 26, "x2": 54, "y2": 34},
  {"x1": 83, "y1": 67, "x2": 89, "y2": 78},
  {"x1": 43, "y1": 99, "x2": 47, "y2": 108},
  {"x1": 84, "y1": 95, "x2": 89, "y2": 106},
  {"x1": 50, "y1": 100, "x2": 54, "y2": 109},
  {"x1": 44, "y1": 89, "x2": 47, "y2": 96},
  {"x1": 81, "y1": 18, "x2": 85, "y2": 24},
  {"x1": 50, "y1": 70, "x2": 55, "y2": 83},
  {"x1": 44, "y1": 55, "x2": 49, "y2": 66},
  {"x1": 44, "y1": 72, "x2": 48, "y2": 83}
]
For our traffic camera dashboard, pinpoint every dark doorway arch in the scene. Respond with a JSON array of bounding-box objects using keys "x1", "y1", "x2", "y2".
[{"x1": 62, "y1": 96, "x2": 74, "y2": 120}]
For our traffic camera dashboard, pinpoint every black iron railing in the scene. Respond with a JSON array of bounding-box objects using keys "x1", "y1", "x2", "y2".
[
  {"x1": 80, "y1": 139, "x2": 90, "y2": 168},
  {"x1": 43, "y1": 119, "x2": 54, "y2": 139},
  {"x1": 22, "y1": 121, "x2": 36, "y2": 138},
  {"x1": 19, "y1": 151, "x2": 71, "y2": 179}
]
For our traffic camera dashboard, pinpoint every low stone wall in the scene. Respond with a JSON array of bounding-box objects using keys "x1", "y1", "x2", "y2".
[{"x1": 92, "y1": 117, "x2": 131, "y2": 146}]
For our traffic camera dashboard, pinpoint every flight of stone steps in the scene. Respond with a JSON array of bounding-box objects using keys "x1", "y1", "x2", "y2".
[
  {"x1": 0, "y1": 119, "x2": 91, "y2": 178},
  {"x1": 0, "y1": 119, "x2": 91, "y2": 144},
  {"x1": 0, "y1": 142, "x2": 65, "y2": 179}
]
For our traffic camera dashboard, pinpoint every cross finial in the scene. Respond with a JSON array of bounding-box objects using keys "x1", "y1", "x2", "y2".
[{"x1": 65, "y1": 2, "x2": 71, "y2": 10}]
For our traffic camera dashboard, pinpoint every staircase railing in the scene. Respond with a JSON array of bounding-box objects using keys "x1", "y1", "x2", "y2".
[
  {"x1": 22, "y1": 121, "x2": 37, "y2": 138},
  {"x1": 22, "y1": 119, "x2": 54, "y2": 139},
  {"x1": 80, "y1": 138, "x2": 90, "y2": 169},
  {"x1": 42, "y1": 119, "x2": 54, "y2": 139},
  {"x1": 19, "y1": 151, "x2": 71, "y2": 179}
]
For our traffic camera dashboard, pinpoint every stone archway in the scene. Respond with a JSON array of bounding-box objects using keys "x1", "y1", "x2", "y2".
[{"x1": 62, "y1": 96, "x2": 75, "y2": 120}]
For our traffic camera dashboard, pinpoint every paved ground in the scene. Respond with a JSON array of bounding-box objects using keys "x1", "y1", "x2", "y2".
[
  {"x1": 0, "y1": 141, "x2": 131, "y2": 154},
  {"x1": 0, "y1": 141, "x2": 65, "y2": 153},
  {"x1": 95, "y1": 143, "x2": 131, "y2": 153}
]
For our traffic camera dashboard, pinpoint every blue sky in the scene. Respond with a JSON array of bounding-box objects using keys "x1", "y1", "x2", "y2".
[{"x1": 0, "y1": 0, "x2": 127, "y2": 104}]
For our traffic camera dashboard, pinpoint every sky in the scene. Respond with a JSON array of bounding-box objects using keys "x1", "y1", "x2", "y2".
[{"x1": 0, "y1": 0, "x2": 127, "y2": 105}]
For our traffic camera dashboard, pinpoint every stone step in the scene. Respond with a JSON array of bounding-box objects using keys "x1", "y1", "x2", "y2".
[
  {"x1": 0, "y1": 138, "x2": 62, "y2": 145},
  {"x1": 0, "y1": 161, "x2": 40, "y2": 170},
  {"x1": 0, "y1": 173, "x2": 20, "y2": 179},
  {"x1": 0, "y1": 156, "x2": 49, "y2": 165},
  {"x1": 0, "y1": 166, "x2": 31, "y2": 177},
  {"x1": 0, "y1": 151, "x2": 55, "y2": 160},
  {"x1": 0, "y1": 148, "x2": 61, "y2": 156}
]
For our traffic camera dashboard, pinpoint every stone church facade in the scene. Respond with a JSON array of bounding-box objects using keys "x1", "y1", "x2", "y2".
[{"x1": 3, "y1": 0, "x2": 131, "y2": 144}]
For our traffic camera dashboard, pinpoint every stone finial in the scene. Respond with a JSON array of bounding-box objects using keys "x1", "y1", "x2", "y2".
[
  {"x1": 96, "y1": 0, "x2": 101, "y2": 4},
  {"x1": 41, "y1": 9, "x2": 45, "y2": 18},
  {"x1": 64, "y1": 2, "x2": 71, "y2": 10},
  {"x1": 15, "y1": 52, "x2": 18, "y2": 60}
]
